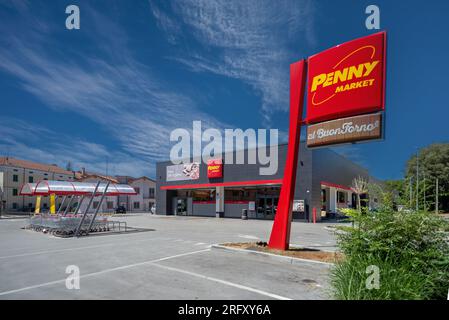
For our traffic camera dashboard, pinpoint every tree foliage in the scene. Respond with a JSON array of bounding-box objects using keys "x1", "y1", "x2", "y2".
[{"x1": 405, "y1": 143, "x2": 449, "y2": 212}]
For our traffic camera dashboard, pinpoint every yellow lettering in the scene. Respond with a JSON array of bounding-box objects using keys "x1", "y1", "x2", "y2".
[
  {"x1": 333, "y1": 68, "x2": 348, "y2": 84},
  {"x1": 311, "y1": 74, "x2": 326, "y2": 92},
  {"x1": 363, "y1": 60, "x2": 379, "y2": 76},
  {"x1": 348, "y1": 64, "x2": 364, "y2": 80},
  {"x1": 335, "y1": 85, "x2": 344, "y2": 93},
  {"x1": 323, "y1": 72, "x2": 334, "y2": 88}
]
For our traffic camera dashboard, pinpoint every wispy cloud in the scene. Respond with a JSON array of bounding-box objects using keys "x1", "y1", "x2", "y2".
[
  {"x1": 149, "y1": 0, "x2": 317, "y2": 125},
  {"x1": 0, "y1": 117, "x2": 151, "y2": 176},
  {"x1": 0, "y1": 1, "x2": 229, "y2": 176}
]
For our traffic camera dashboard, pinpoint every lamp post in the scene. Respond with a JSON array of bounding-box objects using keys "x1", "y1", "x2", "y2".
[
  {"x1": 435, "y1": 178, "x2": 439, "y2": 214},
  {"x1": 415, "y1": 150, "x2": 419, "y2": 211}
]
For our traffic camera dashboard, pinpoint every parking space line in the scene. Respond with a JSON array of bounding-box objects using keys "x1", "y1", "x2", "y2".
[
  {"x1": 0, "y1": 236, "x2": 191, "y2": 260},
  {"x1": 0, "y1": 249, "x2": 210, "y2": 297},
  {"x1": 150, "y1": 263, "x2": 291, "y2": 300}
]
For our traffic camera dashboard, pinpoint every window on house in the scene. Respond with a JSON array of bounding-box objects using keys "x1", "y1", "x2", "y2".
[
  {"x1": 134, "y1": 187, "x2": 140, "y2": 194},
  {"x1": 12, "y1": 189, "x2": 18, "y2": 196},
  {"x1": 13, "y1": 174, "x2": 18, "y2": 182},
  {"x1": 107, "y1": 201, "x2": 113, "y2": 209},
  {"x1": 149, "y1": 188, "x2": 155, "y2": 198},
  {"x1": 12, "y1": 203, "x2": 17, "y2": 209},
  {"x1": 133, "y1": 202, "x2": 140, "y2": 209},
  {"x1": 13, "y1": 169, "x2": 18, "y2": 172},
  {"x1": 28, "y1": 176, "x2": 34, "y2": 183},
  {"x1": 28, "y1": 203, "x2": 32, "y2": 208},
  {"x1": 93, "y1": 201, "x2": 99, "y2": 209},
  {"x1": 29, "y1": 171, "x2": 34, "y2": 174}
]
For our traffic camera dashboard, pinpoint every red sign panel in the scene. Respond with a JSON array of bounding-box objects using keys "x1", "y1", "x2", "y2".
[
  {"x1": 306, "y1": 31, "x2": 386, "y2": 124},
  {"x1": 207, "y1": 159, "x2": 223, "y2": 178}
]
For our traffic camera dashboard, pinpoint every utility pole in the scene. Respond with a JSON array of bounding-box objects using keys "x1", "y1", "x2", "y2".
[
  {"x1": 423, "y1": 172, "x2": 426, "y2": 211},
  {"x1": 435, "y1": 178, "x2": 439, "y2": 214},
  {"x1": 416, "y1": 150, "x2": 419, "y2": 211},
  {"x1": 409, "y1": 176, "x2": 412, "y2": 208}
]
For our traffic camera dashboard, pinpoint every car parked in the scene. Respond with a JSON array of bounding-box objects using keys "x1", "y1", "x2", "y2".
[{"x1": 115, "y1": 206, "x2": 126, "y2": 214}]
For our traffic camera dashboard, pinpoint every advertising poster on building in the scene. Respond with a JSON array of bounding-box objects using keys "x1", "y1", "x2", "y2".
[
  {"x1": 293, "y1": 200, "x2": 305, "y2": 212},
  {"x1": 166, "y1": 162, "x2": 200, "y2": 182}
]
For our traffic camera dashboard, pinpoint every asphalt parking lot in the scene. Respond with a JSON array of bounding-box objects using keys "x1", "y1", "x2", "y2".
[{"x1": 0, "y1": 214, "x2": 341, "y2": 300}]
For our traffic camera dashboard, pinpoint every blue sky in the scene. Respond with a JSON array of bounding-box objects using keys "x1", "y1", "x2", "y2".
[{"x1": 0, "y1": 0, "x2": 448, "y2": 179}]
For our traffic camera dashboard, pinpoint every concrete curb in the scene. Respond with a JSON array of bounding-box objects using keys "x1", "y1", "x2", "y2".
[{"x1": 211, "y1": 244, "x2": 335, "y2": 266}]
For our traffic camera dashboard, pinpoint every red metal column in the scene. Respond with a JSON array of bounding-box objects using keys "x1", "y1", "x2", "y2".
[{"x1": 268, "y1": 60, "x2": 307, "y2": 250}]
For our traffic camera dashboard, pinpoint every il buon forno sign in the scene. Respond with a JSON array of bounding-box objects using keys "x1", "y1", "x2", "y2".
[
  {"x1": 309, "y1": 120, "x2": 379, "y2": 138},
  {"x1": 307, "y1": 113, "x2": 382, "y2": 147}
]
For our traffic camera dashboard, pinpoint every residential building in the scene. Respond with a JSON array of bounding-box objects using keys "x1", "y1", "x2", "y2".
[
  {"x1": 116, "y1": 176, "x2": 156, "y2": 212},
  {"x1": 0, "y1": 157, "x2": 75, "y2": 213}
]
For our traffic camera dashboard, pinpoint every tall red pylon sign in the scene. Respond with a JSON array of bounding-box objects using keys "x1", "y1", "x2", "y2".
[{"x1": 268, "y1": 60, "x2": 307, "y2": 250}]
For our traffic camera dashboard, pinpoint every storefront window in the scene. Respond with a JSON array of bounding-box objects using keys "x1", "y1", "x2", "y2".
[
  {"x1": 337, "y1": 191, "x2": 346, "y2": 203},
  {"x1": 192, "y1": 190, "x2": 215, "y2": 201}
]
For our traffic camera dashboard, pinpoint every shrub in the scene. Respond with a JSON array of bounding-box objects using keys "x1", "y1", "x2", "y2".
[{"x1": 331, "y1": 208, "x2": 449, "y2": 299}]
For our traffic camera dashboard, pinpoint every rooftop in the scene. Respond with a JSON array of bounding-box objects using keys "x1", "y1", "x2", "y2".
[{"x1": 0, "y1": 157, "x2": 74, "y2": 176}]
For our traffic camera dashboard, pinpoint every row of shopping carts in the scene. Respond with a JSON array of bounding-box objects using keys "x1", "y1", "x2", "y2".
[{"x1": 28, "y1": 213, "x2": 127, "y2": 237}]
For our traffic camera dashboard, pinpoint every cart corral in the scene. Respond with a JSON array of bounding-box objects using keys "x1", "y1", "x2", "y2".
[{"x1": 20, "y1": 180, "x2": 136, "y2": 237}]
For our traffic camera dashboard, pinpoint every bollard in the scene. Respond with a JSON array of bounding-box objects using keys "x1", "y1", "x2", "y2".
[
  {"x1": 313, "y1": 207, "x2": 317, "y2": 224},
  {"x1": 241, "y1": 209, "x2": 248, "y2": 220}
]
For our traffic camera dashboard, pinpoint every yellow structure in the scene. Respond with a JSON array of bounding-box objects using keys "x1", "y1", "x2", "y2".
[
  {"x1": 35, "y1": 196, "x2": 41, "y2": 214},
  {"x1": 50, "y1": 194, "x2": 56, "y2": 214}
]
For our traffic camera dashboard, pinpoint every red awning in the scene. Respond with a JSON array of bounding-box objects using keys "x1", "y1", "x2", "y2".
[{"x1": 321, "y1": 181, "x2": 353, "y2": 191}]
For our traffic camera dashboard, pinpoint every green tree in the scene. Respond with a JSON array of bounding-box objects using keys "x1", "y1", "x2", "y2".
[
  {"x1": 405, "y1": 143, "x2": 449, "y2": 212},
  {"x1": 66, "y1": 161, "x2": 73, "y2": 172}
]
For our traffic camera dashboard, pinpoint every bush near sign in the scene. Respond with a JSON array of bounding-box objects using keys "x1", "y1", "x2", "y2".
[{"x1": 307, "y1": 113, "x2": 382, "y2": 148}]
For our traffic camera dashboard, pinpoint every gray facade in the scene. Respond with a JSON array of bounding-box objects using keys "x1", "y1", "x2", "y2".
[{"x1": 156, "y1": 143, "x2": 372, "y2": 221}]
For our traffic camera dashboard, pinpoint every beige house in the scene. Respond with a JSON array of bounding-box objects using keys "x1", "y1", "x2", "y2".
[
  {"x1": 116, "y1": 176, "x2": 156, "y2": 212},
  {"x1": 0, "y1": 157, "x2": 75, "y2": 213}
]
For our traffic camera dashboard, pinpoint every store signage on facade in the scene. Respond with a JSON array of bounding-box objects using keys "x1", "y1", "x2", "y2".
[
  {"x1": 306, "y1": 31, "x2": 386, "y2": 124},
  {"x1": 207, "y1": 159, "x2": 223, "y2": 178},
  {"x1": 166, "y1": 162, "x2": 200, "y2": 182},
  {"x1": 307, "y1": 113, "x2": 382, "y2": 148}
]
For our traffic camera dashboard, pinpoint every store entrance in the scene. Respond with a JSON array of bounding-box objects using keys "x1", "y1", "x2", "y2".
[
  {"x1": 256, "y1": 195, "x2": 279, "y2": 219},
  {"x1": 173, "y1": 197, "x2": 193, "y2": 216}
]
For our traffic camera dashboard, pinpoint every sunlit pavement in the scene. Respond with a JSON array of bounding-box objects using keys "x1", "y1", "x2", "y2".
[{"x1": 0, "y1": 214, "x2": 343, "y2": 300}]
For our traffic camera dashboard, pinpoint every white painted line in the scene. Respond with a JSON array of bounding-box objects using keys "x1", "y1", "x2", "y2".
[
  {"x1": 194, "y1": 242, "x2": 206, "y2": 246},
  {"x1": 212, "y1": 244, "x2": 334, "y2": 266},
  {"x1": 0, "y1": 248, "x2": 210, "y2": 297},
  {"x1": 238, "y1": 234, "x2": 260, "y2": 240},
  {"x1": 0, "y1": 243, "x2": 120, "y2": 260},
  {"x1": 150, "y1": 263, "x2": 291, "y2": 300},
  {"x1": 0, "y1": 236, "x2": 169, "y2": 260}
]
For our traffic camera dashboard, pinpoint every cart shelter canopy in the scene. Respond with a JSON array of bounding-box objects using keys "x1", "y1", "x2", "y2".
[{"x1": 20, "y1": 180, "x2": 137, "y2": 196}]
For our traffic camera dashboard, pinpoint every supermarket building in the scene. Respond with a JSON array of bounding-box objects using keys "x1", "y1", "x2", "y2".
[{"x1": 156, "y1": 143, "x2": 378, "y2": 221}]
